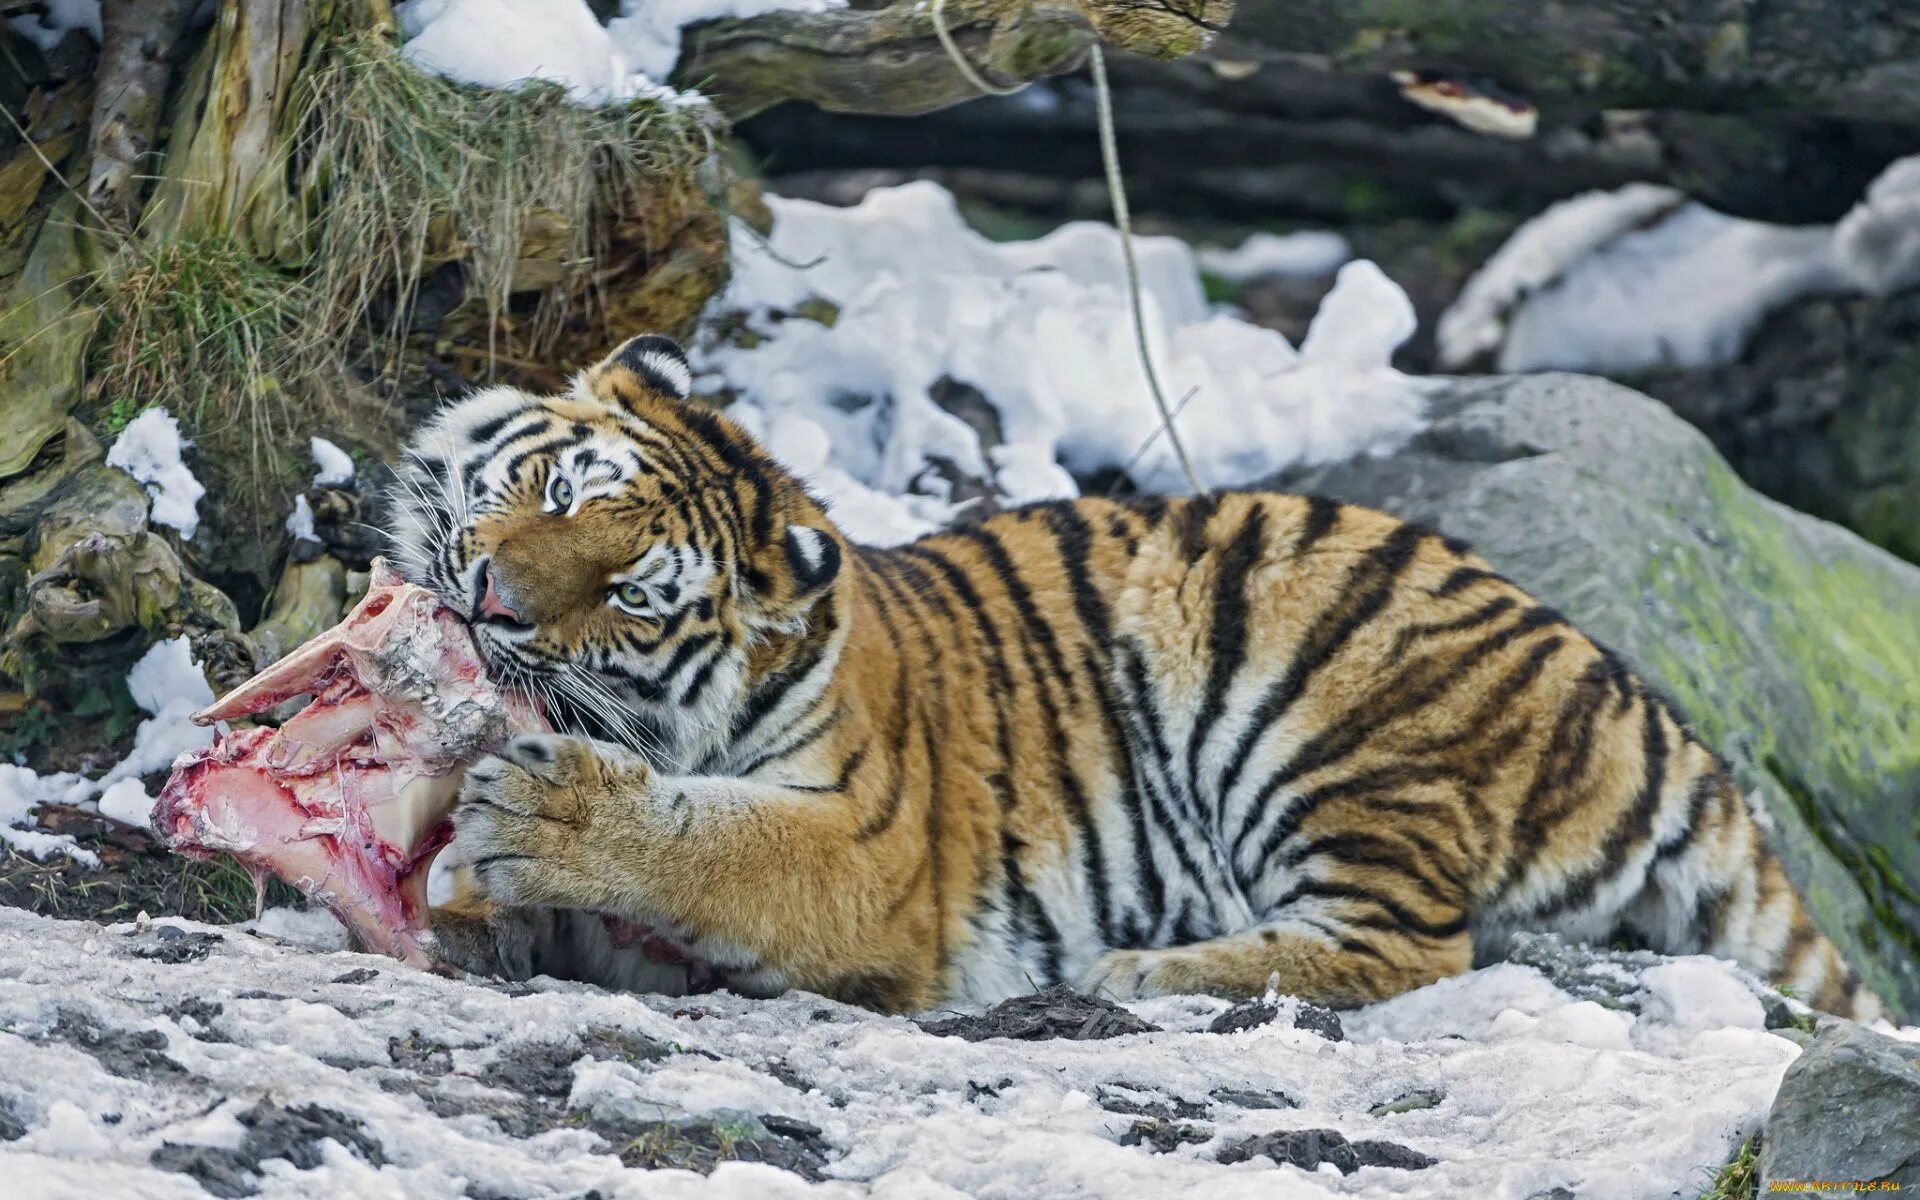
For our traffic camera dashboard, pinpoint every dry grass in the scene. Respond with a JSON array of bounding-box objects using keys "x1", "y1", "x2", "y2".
[
  {"x1": 82, "y1": 30, "x2": 716, "y2": 515},
  {"x1": 295, "y1": 33, "x2": 714, "y2": 379},
  {"x1": 91, "y1": 236, "x2": 329, "y2": 487}
]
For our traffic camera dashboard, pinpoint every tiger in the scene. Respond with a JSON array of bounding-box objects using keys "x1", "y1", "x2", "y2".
[{"x1": 391, "y1": 332, "x2": 1885, "y2": 1021}]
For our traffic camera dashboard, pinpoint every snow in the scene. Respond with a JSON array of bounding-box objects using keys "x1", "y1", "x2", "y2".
[
  {"x1": 92, "y1": 637, "x2": 219, "y2": 812},
  {"x1": 0, "y1": 906, "x2": 1834, "y2": 1200},
  {"x1": 1834, "y1": 154, "x2": 1920, "y2": 296},
  {"x1": 0, "y1": 766, "x2": 97, "y2": 866},
  {"x1": 1195, "y1": 231, "x2": 1352, "y2": 283},
  {"x1": 0, "y1": 638, "x2": 216, "y2": 857},
  {"x1": 1440, "y1": 155, "x2": 1920, "y2": 374},
  {"x1": 1434, "y1": 183, "x2": 1686, "y2": 369},
  {"x1": 1492, "y1": 205, "x2": 1844, "y2": 375},
  {"x1": 6, "y1": 0, "x2": 100, "y2": 50},
  {"x1": 310, "y1": 437, "x2": 356, "y2": 487},
  {"x1": 106, "y1": 407, "x2": 206, "y2": 540},
  {"x1": 95, "y1": 778, "x2": 154, "y2": 830},
  {"x1": 287, "y1": 493, "x2": 317, "y2": 541},
  {"x1": 703, "y1": 183, "x2": 1430, "y2": 544},
  {"x1": 395, "y1": 0, "x2": 839, "y2": 106}
]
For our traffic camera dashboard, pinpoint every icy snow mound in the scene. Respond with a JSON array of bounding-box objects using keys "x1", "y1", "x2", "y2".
[
  {"x1": 0, "y1": 906, "x2": 1800, "y2": 1200},
  {"x1": 703, "y1": 183, "x2": 1430, "y2": 544},
  {"x1": 1195, "y1": 231, "x2": 1352, "y2": 283},
  {"x1": 395, "y1": 0, "x2": 841, "y2": 105},
  {"x1": 1440, "y1": 154, "x2": 1920, "y2": 375},
  {"x1": 106, "y1": 408, "x2": 205, "y2": 540}
]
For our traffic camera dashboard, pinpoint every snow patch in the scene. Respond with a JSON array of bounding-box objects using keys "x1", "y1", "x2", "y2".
[
  {"x1": 395, "y1": 0, "x2": 838, "y2": 106},
  {"x1": 1435, "y1": 183, "x2": 1685, "y2": 369},
  {"x1": 94, "y1": 777, "x2": 153, "y2": 830},
  {"x1": 1195, "y1": 230, "x2": 1352, "y2": 282},
  {"x1": 286, "y1": 493, "x2": 317, "y2": 541},
  {"x1": 106, "y1": 407, "x2": 205, "y2": 540},
  {"x1": 6, "y1": 0, "x2": 100, "y2": 50},
  {"x1": 0, "y1": 907, "x2": 1836, "y2": 1200},
  {"x1": 309, "y1": 436, "x2": 356, "y2": 487},
  {"x1": 704, "y1": 183, "x2": 1429, "y2": 544},
  {"x1": 1441, "y1": 154, "x2": 1920, "y2": 374}
]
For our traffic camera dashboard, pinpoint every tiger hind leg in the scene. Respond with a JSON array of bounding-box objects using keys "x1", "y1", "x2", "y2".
[
  {"x1": 1079, "y1": 911, "x2": 1472, "y2": 1008},
  {"x1": 1625, "y1": 769, "x2": 1883, "y2": 1021}
]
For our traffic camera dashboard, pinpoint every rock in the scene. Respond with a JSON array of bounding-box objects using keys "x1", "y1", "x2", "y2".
[
  {"x1": 1501, "y1": 931, "x2": 1680, "y2": 1011},
  {"x1": 247, "y1": 554, "x2": 347, "y2": 667},
  {"x1": 150, "y1": 1101, "x2": 385, "y2": 1198},
  {"x1": 1277, "y1": 373, "x2": 1920, "y2": 1017},
  {"x1": 1758, "y1": 1021, "x2": 1920, "y2": 1190},
  {"x1": 917, "y1": 984, "x2": 1161, "y2": 1041},
  {"x1": 1645, "y1": 288, "x2": 1920, "y2": 565},
  {"x1": 1121, "y1": 1118, "x2": 1211, "y2": 1153},
  {"x1": 1215, "y1": 1128, "x2": 1436, "y2": 1173}
]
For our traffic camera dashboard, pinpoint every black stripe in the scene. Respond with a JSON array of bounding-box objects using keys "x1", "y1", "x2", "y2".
[
  {"x1": 737, "y1": 702, "x2": 843, "y2": 780},
  {"x1": 1491, "y1": 659, "x2": 1618, "y2": 898},
  {"x1": 1386, "y1": 596, "x2": 1518, "y2": 665},
  {"x1": 1184, "y1": 504, "x2": 1269, "y2": 801},
  {"x1": 1531, "y1": 692, "x2": 1671, "y2": 919},
  {"x1": 1650, "y1": 771, "x2": 1721, "y2": 863},
  {"x1": 1171, "y1": 494, "x2": 1221, "y2": 562},
  {"x1": 1215, "y1": 523, "x2": 1427, "y2": 810},
  {"x1": 1295, "y1": 496, "x2": 1342, "y2": 556},
  {"x1": 1043, "y1": 505, "x2": 1162, "y2": 936},
  {"x1": 1271, "y1": 879, "x2": 1467, "y2": 939},
  {"x1": 947, "y1": 526, "x2": 1075, "y2": 700},
  {"x1": 791, "y1": 743, "x2": 869, "y2": 794},
  {"x1": 1433, "y1": 565, "x2": 1501, "y2": 598}
]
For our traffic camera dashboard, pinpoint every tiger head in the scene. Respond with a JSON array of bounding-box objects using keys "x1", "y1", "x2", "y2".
[{"x1": 388, "y1": 335, "x2": 843, "y2": 762}]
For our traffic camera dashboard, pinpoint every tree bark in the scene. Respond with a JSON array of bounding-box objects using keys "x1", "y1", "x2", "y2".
[
  {"x1": 85, "y1": 0, "x2": 200, "y2": 230},
  {"x1": 1212, "y1": 0, "x2": 1920, "y2": 127},
  {"x1": 674, "y1": 0, "x2": 1231, "y2": 120}
]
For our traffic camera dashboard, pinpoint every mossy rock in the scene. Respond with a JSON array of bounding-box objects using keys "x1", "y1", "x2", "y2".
[{"x1": 1280, "y1": 373, "x2": 1920, "y2": 1018}]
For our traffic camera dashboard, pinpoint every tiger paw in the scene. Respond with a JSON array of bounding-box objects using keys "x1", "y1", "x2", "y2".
[
  {"x1": 1079, "y1": 947, "x2": 1210, "y2": 1001},
  {"x1": 453, "y1": 734, "x2": 649, "y2": 909}
]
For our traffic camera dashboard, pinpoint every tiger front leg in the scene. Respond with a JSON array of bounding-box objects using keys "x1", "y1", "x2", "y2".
[
  {"x1": 450, "y1": 734, "x2": 900, "y2": 996},
  {"x1": 451, "y1": 734, "x2": 656, "y2": 915}
]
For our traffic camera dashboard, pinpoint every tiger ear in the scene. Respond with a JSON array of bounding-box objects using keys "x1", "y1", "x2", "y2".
[
  {"x1": 582, "y1": 334, "x2": 693, "y2": 410},
  {"x1": 745, "y1": 524, "x2": 842, "y2": 619}
]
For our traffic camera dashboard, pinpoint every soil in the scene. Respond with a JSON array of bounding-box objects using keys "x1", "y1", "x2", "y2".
[{"x1": 0, "y1": 802, "x2": 304, "y2": 927}]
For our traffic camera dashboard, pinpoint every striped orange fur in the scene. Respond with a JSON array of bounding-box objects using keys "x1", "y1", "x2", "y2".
[{"x1": 394, "y1": 335, "x2": 1882, "y2": 1020}]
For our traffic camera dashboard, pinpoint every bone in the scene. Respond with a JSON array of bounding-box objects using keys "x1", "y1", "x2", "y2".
[{"x1": 155, "y1": 559, "x2": 546, "y2": 966}]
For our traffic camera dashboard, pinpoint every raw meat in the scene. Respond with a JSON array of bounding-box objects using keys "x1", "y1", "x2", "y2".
[{"x1": 155, "y1": 560, "x2": 545, "y2": 965}]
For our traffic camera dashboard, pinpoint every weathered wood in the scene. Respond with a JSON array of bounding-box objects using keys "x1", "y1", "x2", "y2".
[
  {"x1": 85, "y1": 0, "x2": 200, "y2": 229},
  {"x1": 1214, "y1": 0, "x2": 1920, "y2": 126},
  {"x1": 674, "y1": 0, "x2": 1231, "y2": 120}
]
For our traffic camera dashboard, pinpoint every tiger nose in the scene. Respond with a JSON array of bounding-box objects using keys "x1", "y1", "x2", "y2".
[{"x1": 475, "y1": 559, "x2": 526, "y2": 624}]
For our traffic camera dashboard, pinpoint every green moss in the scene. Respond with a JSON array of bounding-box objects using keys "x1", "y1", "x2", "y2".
[{"x1": 1640, "y1": 455, "x2": 1920, "y2": 1009}]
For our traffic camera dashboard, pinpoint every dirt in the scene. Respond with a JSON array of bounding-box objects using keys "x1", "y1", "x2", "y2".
[
  {"x1": 916, "y1": 985, "x2": 1162, "y2": 1042},
  {"x1": 45, "y1": 1007, "x2": 188, "y2": 1081},
  {"x1": 1210, "y1": 1086, "x2": 1299, "y2": 1110},
  {"x1": 149, "y1": 1102, "x2": 386, "y2": 1199},
  {"x1": 129, "y1": 927, "x2": 225, "y2": 963},
  {"x1": 1207, "y1": 996, "x2": 1345, "y2": 1040},
  {"x1": 0, "y1": 802, "x2": 305, "y2": 927},
  {"x1": 1097, "y1": 1085, "x2": 1208, "y2": 1121},
  {"x1": 1121, "y1": 1119, "x2": 1213, "y2": 1154},
  {"x1": 1216, "y1": 1128, "x2": 1437, "y2": 1173}
]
